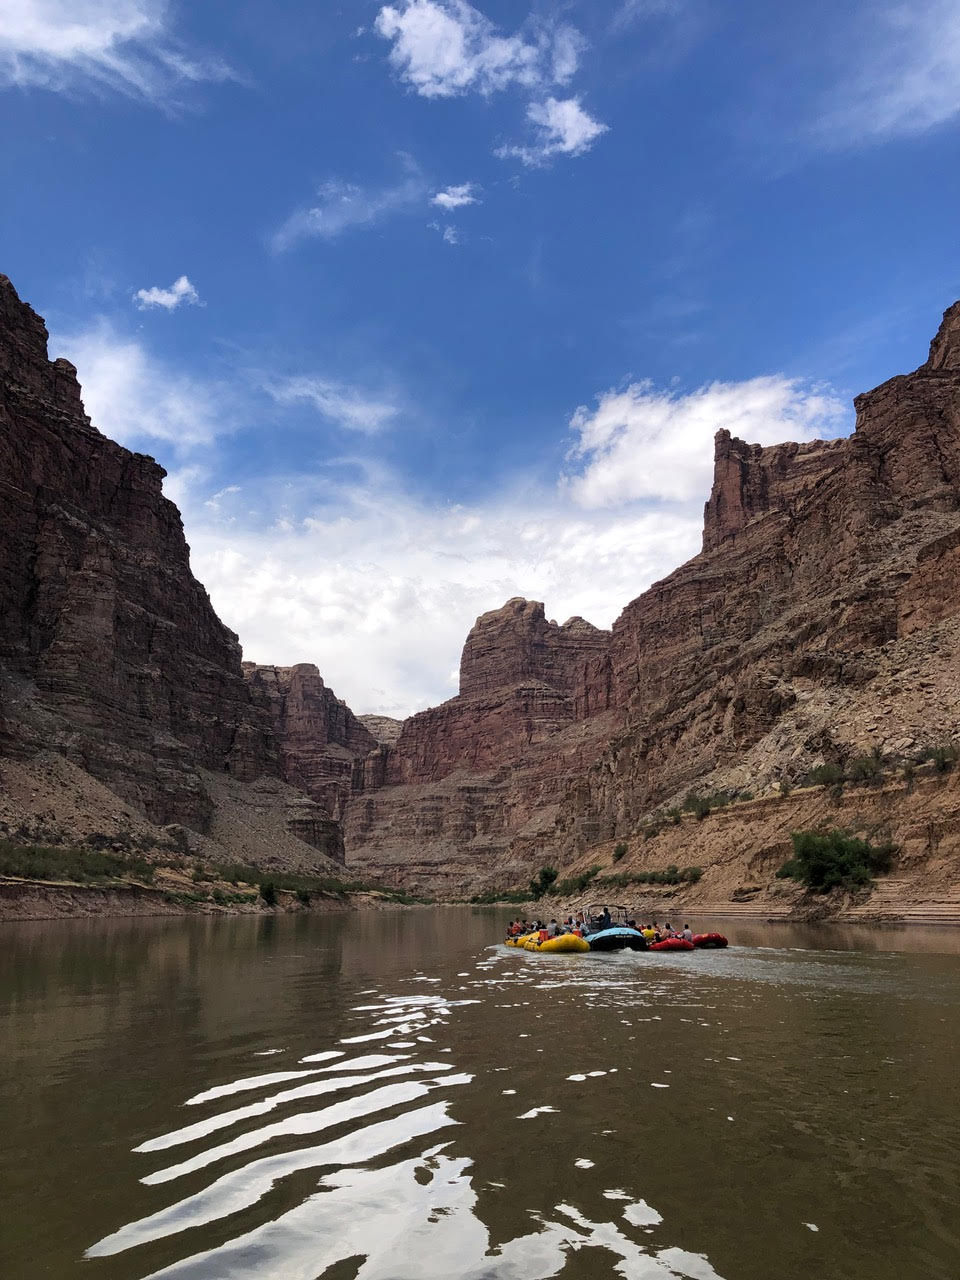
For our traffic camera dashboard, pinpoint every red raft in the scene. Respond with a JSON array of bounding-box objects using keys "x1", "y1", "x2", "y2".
[
  {"x1": 692, "y1": 932, "x2": 728, "y2": 949},
  {"x1": 648, "y1": 938, "x2": 695, "y2": 952}
]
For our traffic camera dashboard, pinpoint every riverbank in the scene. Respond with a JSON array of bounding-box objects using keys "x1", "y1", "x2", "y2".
[{"x1": 0, "y1": 839, "x2": 432, "y2": 921}]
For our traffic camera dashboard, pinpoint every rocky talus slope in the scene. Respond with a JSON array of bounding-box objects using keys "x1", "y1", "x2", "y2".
[
  {"x1": 0, "y1": 274, "x2": 373, "y2": 873},
  {"x1": 343, "y1": 301, "x2": 960, "y2": 907}
]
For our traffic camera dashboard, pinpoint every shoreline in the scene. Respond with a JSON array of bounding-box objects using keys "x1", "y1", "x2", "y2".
[
  {"x1": 0, "y1": 877, "x2": 429, "y2": 922},
  {"x1": 4, "y1": 876, "x2": 960, "y2": 927}
]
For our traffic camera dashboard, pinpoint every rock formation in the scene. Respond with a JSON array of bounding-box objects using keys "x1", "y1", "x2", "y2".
[
  {"x1": 343, "y1": 300, "x2": 960, "y2": 896},
  {"x1": 0, "y1": 274, "x2": 368, "y2": 868},
  {"x1": 243, "y1": 662, "x2": 377, "y2": 819},
  {"x1": 4, "y1": 267, "x2": 960, "y2": 913}
]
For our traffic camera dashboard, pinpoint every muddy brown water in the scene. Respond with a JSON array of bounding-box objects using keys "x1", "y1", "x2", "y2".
[{"x1": 1, "y1": 909, "x2": 959, "y2": 1279}]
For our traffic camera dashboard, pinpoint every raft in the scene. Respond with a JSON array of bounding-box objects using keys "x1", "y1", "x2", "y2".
[
  {"x1": 504, "y1": 931, "x2": 590, "y2": 953},
  {"x1": 584, "y1": 926, "x2": 647, "y2": 952},
  {"x1": 692, "y1": 932, "x2": 728, "y2": 949},
  {"x1": 648, "y1": 937, "x2": 695, "y2": 952},
  {"x1": 523, "y1": 933, "x2": 590, "y2": 954}
]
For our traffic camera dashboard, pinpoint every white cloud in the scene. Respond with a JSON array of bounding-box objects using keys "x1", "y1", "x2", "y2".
[
  {"x1": 266, "y1": 377, "x2": 399, "y2": 434},
  {"x1": 496, "y1": 96, "x2": 608, "y2": 165},
  {"x1": 374, "y1": 0, "x2": 583, "y2": 99},
  {"x1": 134, "y1": 274, "x2": 202, "y2": 311},
  {"x1": 441, "y1": 224, "x2": 459, "y2": 244},
  {"x1": 165, "y1": 371, "x2": 850, "y2": 718},
  {"x1": 51, "y1": 320, "x2": 228, "y2": 452},
  {"x1": 816, "y1": 0, "x2": 960, "y2": 144},
  {"x1": 58, "y1": 321, "x2": 852, "y2": 717},
  {"x1": 272, "y1": 173, "x2": 426, "y2": 252},
  {"x1": 173, "y1": 473, "x2": 703, "y2": 718},
  {"x1": 564, "y1": 376, "x2": 849, "y2": 508},
  {"x1": 431, "y1": 182, "x2": 480, "y2": 209},
  {"x1": 0, "y1": 0, "x2": 231, "y2": 101}
]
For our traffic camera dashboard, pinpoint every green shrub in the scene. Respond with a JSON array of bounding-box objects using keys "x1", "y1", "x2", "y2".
[
  {"x1": 529, "y1": 865, "x2": 558, "y2": 899},
  {"x1": 612, "y1": 842, "x2": 628, "y2": 862},
  {"x1": 848, "y1": 753, "x2": 882, "y2": 783},
  {"x1": 777, "y1": 829, "x2": 895, "y2": 893},
  {"x1": 553, "y1": 864, "x2": 601, "y2": 896},
  {"x1": 808, "y1": 763, "x2": 845, "y2": 787},
  {"x1": 779, "y1": 780, "x2": 792, "y2": 797},
  {"x1": 258, "y1": 880, "x2": 278, "y2": 906},
  {"x1": 683, "y1": 792, "x2": 712, "y2": 820},
  {"x1": 932, "y1": 744, "x2": 959, "y2": 773},
  {"x1": 295, "y1": 887, "x2": 312, "y2": 906},
  {"x1": 0, "y1": 839, "x2": 155, "y2": 886},
  {"x1": 667, "y1": 807, "x2": 682, "y2": 825}
]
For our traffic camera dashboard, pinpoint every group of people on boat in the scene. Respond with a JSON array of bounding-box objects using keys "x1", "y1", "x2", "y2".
[{"x1": 505, "y1": 912, "x2": 694, "y2": 943}]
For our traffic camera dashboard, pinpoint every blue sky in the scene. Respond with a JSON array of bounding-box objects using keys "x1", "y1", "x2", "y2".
[{"x1": 3, "y1": 0, "x2": 960, "y2": 716}]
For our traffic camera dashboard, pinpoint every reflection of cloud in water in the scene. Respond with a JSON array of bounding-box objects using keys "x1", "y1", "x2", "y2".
[{"x1": 87, "y1": 987, "x2": 727, "y2": 1280}]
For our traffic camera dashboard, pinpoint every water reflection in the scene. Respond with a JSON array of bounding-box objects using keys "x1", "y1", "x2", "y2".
[
  {"x1": 2, "y1": 911, "x2": 960, "y2": 1279},
  {"x1": 87, "y1": 987, "x2": 724, "y2": 1280}
]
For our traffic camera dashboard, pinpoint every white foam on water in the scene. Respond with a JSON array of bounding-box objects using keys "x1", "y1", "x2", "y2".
[
  {"x1": 623, "y1": 1200, "x2": 663, "y2": 1227},
  {"x1": 574, "y1": 1158, "x2": 594, "y2": 1169},
  {"x1": 517, "y1": 1106, "x2": 558, "y2": 1119},
  {"x1": 651, "y1": 1083, "x2": 669, "y2": 1089},
  {"x1": 252, "y1": 1049, "x2": 284, "y2": 1056},
  {"x1": 804, "y1": 1223, "x2": 819, "y2": 1232},
  {"x1": 566, "y1": 1073, "x2": 587, "y2": 1081}
]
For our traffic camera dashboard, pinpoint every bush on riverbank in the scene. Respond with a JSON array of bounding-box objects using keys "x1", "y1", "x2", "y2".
[
  {"x1": 776, "y1": 829, "x2": 895, "y2": 892},
  {"x1": 598, "y1": 865, "x2": 703, "y2": 889},
  {"x1": 0, "y1": 839, "x2": 156, "y2": 885}
]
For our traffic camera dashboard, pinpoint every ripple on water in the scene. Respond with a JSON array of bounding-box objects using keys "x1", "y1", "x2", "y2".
[{"x1": 87, "y1": 983, "x2": 738, "y2": 1279}]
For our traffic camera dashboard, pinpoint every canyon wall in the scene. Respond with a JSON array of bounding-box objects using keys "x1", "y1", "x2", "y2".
[
  {"x1": 343, "y1": 301, "x2": 960, "y2": 895},
  {"x1": 0, "y1": 274, "x2": 369, "y2": 868},
  {"x1": 4, "y1": 267, "x2": 960, "y2": 910}
]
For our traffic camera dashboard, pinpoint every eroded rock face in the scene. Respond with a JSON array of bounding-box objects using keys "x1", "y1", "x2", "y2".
[
  {"x1": 345, "y1": 300, "x2": 960, "y2": 891},
  {"x1": 573, "y1": 299, "x2": 960, "y2": 845},
  {"x1": 385, "y1": 599, "x2": 611, "y2": 786},
  {"x1": 343, "y1": 598, "x2": 614, "y2": 889},
  {"x1": 243, "y1": 663, "x2": 377, "y2": 824}
]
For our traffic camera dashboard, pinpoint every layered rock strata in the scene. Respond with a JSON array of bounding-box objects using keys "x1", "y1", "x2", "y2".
[
  {"x1": 345, "y1": 302, "x2": 960, "y2": 895},
  {"x1": 243, "y1": 662, "x2": 377, "y2": 821},
  {"x1": 0, "y1": 274, "x2": 363, "y2": 865}
]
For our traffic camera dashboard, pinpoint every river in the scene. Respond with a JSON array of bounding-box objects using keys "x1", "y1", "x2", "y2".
[{"x1": 1, "y1": 908, "x2": 959, "y2": 1279}]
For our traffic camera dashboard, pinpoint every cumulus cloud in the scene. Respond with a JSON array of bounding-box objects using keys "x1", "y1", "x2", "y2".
[
  {"x1": 172, "y1": 473, "x2": 703, "y2": 718},
  {"x1": 134, "y1": 275, "x2": 202, "y2": 311},
  {"x1": 52, "y1": 320, "x2": 227, "y2": 452},
  {"x1": 272, "y1": 172, "x2": 427, "y2": 252},
  {"x1": 431, "y1": 182, "x2": 480, "y2": 209},
  {"x1": 496, "y1": 96, "x2": 608, "y2": 165},
  {"x1": 166, "y1": 370, "x2": 850, "y2": 717},
  {"x1": 59, "y1": 319, "x2": 852, "y2": 717},
  {"x1": 266, "y1": 377, "x2": 399, "y2": 434},
  {"x1": 374, "y1": 0, "x2": 582, "y2": 99},
  {"x1": 0, "y1": 0, "x2": 231, "y2": 102},
  {"x1": 564, "y1": 376, "x2": 849, "y2": 508},
  {"x1": 816, "y1": 0, "x2": 960, "y2": 144}
]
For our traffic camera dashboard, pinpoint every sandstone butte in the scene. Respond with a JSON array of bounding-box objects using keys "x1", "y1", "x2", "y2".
[{"x1": 3, "y1": 268, "x2": 960, "y2": 925}]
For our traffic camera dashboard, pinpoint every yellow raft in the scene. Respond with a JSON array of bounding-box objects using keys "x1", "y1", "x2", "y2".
[{"x1": 505, "y1": 931, "x2": 590, "y2": 954}]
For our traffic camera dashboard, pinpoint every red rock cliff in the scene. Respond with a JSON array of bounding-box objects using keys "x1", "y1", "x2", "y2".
[
  {"x1": 346, "y1": 299, "x2": 960, "y2": 891},
  {"x1": 243, "y1": 662, "x2": 377, "y2": 818},
  {"x1": 0, "y1": 275, "x2": 276, "y2": 828},
  {"x1": 385, "y1": 598, "x2": 612, "y2": 785}
]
